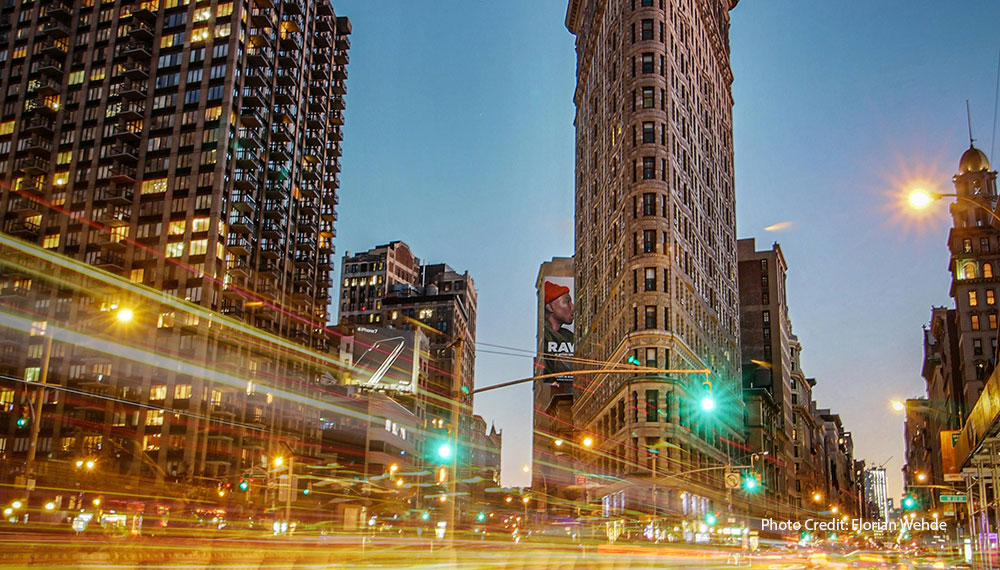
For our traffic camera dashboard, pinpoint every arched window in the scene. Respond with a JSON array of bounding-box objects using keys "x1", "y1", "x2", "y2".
[
  {"x1": 965, "y1": 263, "x2": 978, "y2": 279},
  {"x1": 985, "y1": 263, "x2": 994, "y2": 279}
]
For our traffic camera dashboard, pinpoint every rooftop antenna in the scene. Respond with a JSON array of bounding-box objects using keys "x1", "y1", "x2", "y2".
[{"x1": 967, "y1": 100, "x2": 975, "y2": 146}]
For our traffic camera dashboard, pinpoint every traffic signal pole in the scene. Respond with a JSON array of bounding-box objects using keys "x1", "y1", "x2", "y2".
[
  {"x1": 23, "y1": 332, "x2": 53, "y2": 509},
  {"x1": 444, "y1": 337, "x2": 462, "y2": 547}
]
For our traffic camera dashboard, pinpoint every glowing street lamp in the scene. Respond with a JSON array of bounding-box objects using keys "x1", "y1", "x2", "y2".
[
  {"x1": 582, "y1": 436, "x2": 594, "y2": 448},
  {"x1": 812, "y1": 492, "x2": 823, "y2": 503},
  {"x1": 700, "y1": 395, "x2": 716, "y2": 411},
  {"x1": 553, "y1": 439, "x2": 564, "y2": 447},
  {"x1": 273, "y1": 456, "x2": 284, "y2": 467},
  {"x1": 908, "y1": 189, "x2": 934, "y2": 209},
  {"x1": 891, "y1": 400, "x2": 906, "y2": 412}
]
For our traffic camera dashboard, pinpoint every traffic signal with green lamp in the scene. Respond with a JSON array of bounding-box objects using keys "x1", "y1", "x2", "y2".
[
  {"x1": 626, "y1": 355, "x2": 641, "y2": 366},
  {"x1": 476, "y1": 512, "x2": 486, "y2": 522},
  {"x1": 705, "y1": 512, "x2": 718, "y2": 526},
  {"x1": 15, "y1": 406, "x2": 29, "y2": 428},
  {"x1": 420, "y1": 511, "x2": 430, "y2": 521},
  {"x1": 436, "y1": 442, "x2": 453, "y2": 461},
  {"x1": 742, "y1": 472, "x2": 761, "y2": 492},
  {"x1": 238, "y1": 479, "x2": 250, "y2": 492},
  {"x1": 902, "y1": 495, "x2": 917, "y2": 510}
]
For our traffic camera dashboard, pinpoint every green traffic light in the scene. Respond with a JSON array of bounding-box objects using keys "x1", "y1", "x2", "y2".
[
  {"x1": 742, "y1": 475, "x2": 758, "y2": 491},
  {"x1": 700, "y1": 395, "x2": 715, "y2": 411},
  {"x1": 238, "y1": 480, "x2": 249, "y2": 491},
  {"x1": 421, "y1": 511, "x2": 430, "y2": 520},
  {"x1": 437, "y1": 443, "x2": 453, "y2": 460},
  {"x1": 902, "y1": 495, "x2": 917, "y2": 509},
  {"x1": 705, "y1": 513, "x2": 717, "y2": 526},
  {"x1": 476, "y1": 512, "x2": 486, "y2": 522},
  {"x1": 303, "y1": 488, "x2": 310, "y2": 495},
  {"x1": 627, "y1": 355, "x2": 641, "y2": 366},
  {"x1": 15, "y1": 417, "x2": 27, "y2": 428}
]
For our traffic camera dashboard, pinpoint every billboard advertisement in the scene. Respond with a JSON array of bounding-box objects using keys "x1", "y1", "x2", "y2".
[
  {"x1": 540, "y1": 276, "x2": 574, "y2": 381},
  {"x1": 352, "y1": 326, "x2": 418, "y2": 393}
]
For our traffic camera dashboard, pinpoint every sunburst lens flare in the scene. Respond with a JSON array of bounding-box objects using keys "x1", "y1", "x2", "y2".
[{"x1": 908, "y1": 189, "x2": 933, "y2": 209}]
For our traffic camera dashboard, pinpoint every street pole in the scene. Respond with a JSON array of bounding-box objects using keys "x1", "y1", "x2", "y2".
[
  {"x1": 444, "y1": 337, "x2": 462, "y2": 547},
  {"x1": 285, "y1": 455, "x2": 293, "y2": 531},
  {"x1": 23, "y1": 331, "x2": 53, "y2": 508}
]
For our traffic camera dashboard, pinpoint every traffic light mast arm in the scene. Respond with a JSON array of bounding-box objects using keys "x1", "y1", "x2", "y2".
[{"x1": 470, "y1": 367, "x2": 711, "y2": 395}]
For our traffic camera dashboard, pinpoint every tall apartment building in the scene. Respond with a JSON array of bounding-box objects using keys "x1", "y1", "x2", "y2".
[
  {"x1": 338, "y1": 241, "x2": 421, "y2": 325},
  {"x1": 737, "y1": 238, "x2": 794, "y2": 510},
  {"x1": 0, "y1": 0, "x2": 350, "y2": 490},
  {"x1": 864, "y1": 466, "x2": 889, "y2": 521},
  {"x1": 566, "y1": 0, "x2": 742, "y2": 518}
]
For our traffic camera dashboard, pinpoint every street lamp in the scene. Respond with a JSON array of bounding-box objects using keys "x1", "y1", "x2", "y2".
[
  {"x1": 582, "y1": 436, "x2": 594, "y2": 448},
  {"x1": 891, "y1": 400, "x2": 906, "y2": 412},
  {"x1": 813, "y1": 492, "x2": 823, "y2": 503},
  {"x1": 907, "y1": 188, "x2": 1000, "y2": 225}
]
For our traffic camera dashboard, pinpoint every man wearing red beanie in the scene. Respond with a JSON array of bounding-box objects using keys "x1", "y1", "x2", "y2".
[{"x1": 542, "y1": 281, "x2": 574, "y2": 378}]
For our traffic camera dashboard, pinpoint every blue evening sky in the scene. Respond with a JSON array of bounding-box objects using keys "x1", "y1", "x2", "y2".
[{"x1": 331, "y1": 0, "x2": 1000, "y2": 498}]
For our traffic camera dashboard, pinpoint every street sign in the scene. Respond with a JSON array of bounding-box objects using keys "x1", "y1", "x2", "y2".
[
  {"x1": 724, "y1": 473, "x2": 740, "y2": 489},
  {"x1": 940, "y1": 494, "x2": 968, "y2": 503},
  {"x1": 944, "y1": 473, "x2": 964, "y2": 482}
]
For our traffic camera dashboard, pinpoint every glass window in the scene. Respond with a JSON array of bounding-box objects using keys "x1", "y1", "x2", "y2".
[
  {"x1": 645, "y1": 389, "x2": 658, "y2": 422},
  {"x1": 642, "y1": 87, "x2": 654, "y2": 108},
  {"x1": 988, "y1": 290, "x2": 996, "y2": 305},
  {"x1": 643, "y1": 192, "x2": 655, "y2": 215},
  {"x1": 645, "y1": 305, "x2": 656, "y2": 329},
  {"x1": 641, "y1": 52, "x2": 654, "y2": 73},
  {"x1": 986, "y1": 263, "x2": 994, "y2": 279},
  {"x1": 970, "y1": 291, "x2": 979, "y2": 306},
  {"x1": 645, "y1": 267, "x2": 656, "y2": 291},
  {"x1": 642, "y1": 157, "x2": 654, "y2": 179},
  {"x1": 972, "y1": 315, "x2": 981, "y2": 330},
  {"x1": 643, "y1": 230, "x2": 655, "y2": 253},
  {"x1": 641, "y1": 19, "x2": 653, "y2": 40},
  {"x1": 642, "y1": 122, "x2": 655, "y2": 143}
]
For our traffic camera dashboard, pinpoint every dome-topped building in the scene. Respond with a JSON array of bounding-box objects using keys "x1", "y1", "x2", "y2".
[{"x1": 959, "y1": 144, "x2": 991, "y2": 173}]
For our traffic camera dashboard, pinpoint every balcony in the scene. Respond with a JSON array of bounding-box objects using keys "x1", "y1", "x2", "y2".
[
  {"x1": 245, "y1": 67, "x2": 267, "y2": 89},
  {"x1": 228, "y1": 211, "x2": 255, "y2": 234},
  {"x1": 277, "y1": 50, "x2": 296, "y2": 69},
  {"x1": 250, "y1": 6, "x2": 272, "y2": 28},
  {"x1": 0, "y1": 284, "x2": 31, "y2": 301},
  {"x1": 335, "y1": 35, "x2": 350, "y2": 51},
  {"x1": 257, "y1": 259, "x2": 281, "y2": 279},
  {"x1": 249, "y1": 30, "x2": 273, "y2": 50},
  {"x1": 308, "y1": 97, "x2": 327, "y2": 114},
  {"x1": 40, "y1": 35, "x2": 67, "y2": 58},
  {"x1": 129, "y1": 22, "x2": 154, "y2": 41},
  {"x1": 232, "y1": 170, "x2": 259, "y2": 192},
  {"x1": 246, "y1": 45, "x2": 271, "y2": 68},
  {"x1": 241, "y1": 87, "x2": 267, "y2": 108},
  {"x1": 227, "y1": 257, "x2": 251, "y2": 277},
  {"x1": 261, "y1": 199, "x2": 284, "y2": 218},
  {"x1": 17, "y1": 155, "x2": 49, "y2": 175},
  {"x1": 334, "y1": 51, "x2": 349, "y2": 66},
  {"x1": 313, "y1": 35, "x2": 330, "y2": 50},
  {"x1": 42, "y1": 20, "x2": 69, "y2": 38},
  {"x1": 282, "y1": 0, "x2": 301, "y2": 15},
  {"x1": 23, "y1": 135, "x2": 52, "y2": 156},
  {"x1": 107, "y1": 144, "x2": 138, "y2": 163},
  {"x1": 5, "y1": 219, "x2": 40, "y2": 240},
  {"x1": 115, "y1": 80, "x2": 147, "y2": 100},
  {"x1": 95, "y1": 253, "x2": 126, "y2": 272},
  {"x1": 24, "y1": 95, "x2": 59, "y2": 115},
  {"x1": 131, "y1": 0, "x2": 157, "y2": 22},
  {"x1": 276, "y1": 67, "x2": 298, "y2": 86},
  {"x1": 269, "y1": 144, "x2": 291, "y2": 163},
  {"x1": 8, "y1": 196, "x2": 43, "y2": 216},
  {"x1": 301, "y1": 167, "x2": 320, "y2": 182},
  {"x1": 331, "y1": 96, "x2": 345, "y2": 111},
  {"x1": 17, "y1": 176, "x2": 44, "y2": 197},
  {"x1": 329, "y1": 127, "x2": 343, "y2": 142},
  {"x1": 94, "y1": 232, "x2": 127, "y2": 250},
  {"x1": 23, "y1": 116, "x2": 53, "y2": 135},
  {"x1": 261, "y1": 219, "x2": 285, "y2": 239},
  {"x1": 320, "y1": 205, "x2": 337, "y2": 222},
  {"x1": 121, "y1": 41, "x2": 151, "y2": 61},
  {"x1": 122, "y1": 61, "x2": 149, "y2": 80},
  {"x1": 36, "y1": 56, "x2": 63, "y2": 77},
  {"x1": 235, "y1": 149, "x2": 260, "y2": 169},
  {"x1": 117, "y1": 100, "x2": 145, "y2": 121},
  {"x1": 333, "y1": 81, "x2": 346, "y2": 96},
  {"x1": 45, "y1": 0, "x2": 72, "y2": 20},
  {"x1": 264, "y1": 182, "x2": 289, "y2": 201},
  {"x1": 295, "y1": 235, "x2": 317, "y2": 251},
  {"x1": 238, "y1": 127, "x2": 262, "y2": 149},
  {"x1": 271, "y1": 123, "x2": 292, "y2": 143},
  {"x1": 97, "y1": 205, "x2": 130, "y2": 227},
  {"x1": 226, "y1": 233, "x2": 252, "y2": 256},
  {"x1": 273, "y1": 86, "x2": 294, "y2": 105},
  {"x1": 109, "y1": 162, "x2": 137, "y2": 183},
  {"x1": 329, "y1": 111, "x2": 344, "y2": 126},
  {"x1": 293, "y1": 269, "x2": 314, "y2": 286},
  {"x1": 97, "y1": 184, "x2": 134, "y2": 204},
  {"x1": 272, "y1": 104, "x2": 295, "y2": 124},
  {"x1": 239, "y1": 107, "x2": 266, "y2": 128}
]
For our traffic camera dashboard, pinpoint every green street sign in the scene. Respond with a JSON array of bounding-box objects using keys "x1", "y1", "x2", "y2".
[{"x1": 939, "y1": 494, "x2": 968, "y2": 503}]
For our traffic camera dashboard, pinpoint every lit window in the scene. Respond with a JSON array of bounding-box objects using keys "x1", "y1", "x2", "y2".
[
  {"x1": 970, "y1": 291, "x2": 979, "y2": 306},
  {"x1": 419, "y1": 308, "x2": 433, "y2": 320},
  {"x1": 964, "y1": 263, "x2": 978, "y2": 280},
  {"x1": 43, "y1": 234, "x2": 60, "y2": 249},
  {"x1": 141, "y1": 178, "x2": 168, "y2": 194},
  {"x1": 149, "y1": 385, "x2": 167, "y2": 400},
  {"x1": 166, "y1": 242, "x2": 185, "y2": 257},
  {"x1": 989, "y1": 290, "x2": 996, "y2": 305},
  {"x1": 986, "y1": 263, "x2": 994, "y2": 279},
  {"x1": 130, "y1": 268, "x2": 144, "y2": 283},
  {"x1": 174, "y1": 385, "x2": 192, "y2": 399},
  {"x1": 0, "y1": 120, "x2": 14, "y2": 135},
  {"x1": 972, "y1": 315, "x2": 981, "y2": 330}
]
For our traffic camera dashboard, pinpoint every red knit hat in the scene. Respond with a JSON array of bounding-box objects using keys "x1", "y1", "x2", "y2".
[{"x1": 544, "y1": 281, "x2": 570, "y2": 304}]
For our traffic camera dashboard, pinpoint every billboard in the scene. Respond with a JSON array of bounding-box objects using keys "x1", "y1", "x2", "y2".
[
  {"x1": 539, "y1": 276, "x2": 574, "y2": 381},
  {"x1": 352, "y1": 326, "x2": 418, "y2": 393}
]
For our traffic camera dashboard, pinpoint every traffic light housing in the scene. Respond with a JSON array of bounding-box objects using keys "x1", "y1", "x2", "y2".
[
  {"x1": 238, "y1": 478, "x2": 250, "y2": 492},
  {"x1": 626, "y1": 355, "x2": 641, "y2": 366},
  {"x1": 705, "y1": 512, "x2": 718, "y2": 526},
  {"x1": 742, "y1": 472, "x2": 761, "y2": 492},
  {"x1": 303, "y1": 482, "x2": 312, "y2": 495},
  {"x1": 420, "y1": 511, "x2": 430, "y2": 521},
  {"x1": 902, "y1": 494, "x2": 917, "y2": 510},
  {"x1": 15, "y1": 406, "x2": 29, "y2": 428},
  {"x1": 476, "y1": 512, "x2": 486, "y2": 522}
]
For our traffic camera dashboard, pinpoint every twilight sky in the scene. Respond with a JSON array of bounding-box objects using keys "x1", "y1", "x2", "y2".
[{"x1": 331, "y1": 0, "x2": 1000, "y2": 499}]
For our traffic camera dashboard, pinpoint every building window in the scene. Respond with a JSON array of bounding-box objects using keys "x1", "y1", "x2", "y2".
[
  {"x1": 641, "y1": 19, "x2": 653, "y2": 40},
  {"x1": 971, "y1": 290, "x2": 979, "y2": 306},
  {"x1": 642, "y1": 192, "x2": 655, "y2": 215},
  {"x1": 642, "y1": 122, "x2": 655, "y2": 143},
  {"x1": 149, "y1": 385, "x2": 167, "y2": 400},
  {"x1": 645, "y1": 306, "x2": 656, "y2": 329},
  {"x1": 644, "y1": 267, "x2": 656, "y2": 291},
  {"x1": 642, "y1": 87, "x2": 654, "y2": 108},
  {"x1": 642, "y1": 157, "x2": 655, "y2": 179},
  {"x1": 762, "y1": 310, "x2": 770, "y2": 324},
  {"x1": 991, "y1": 314, "x2": 998, "y2": 330},
  {"x1": 972, "y1": 315, "x2": 981, "y2": 330},
  {"x1": 641, "y1": 52, "x2": 654, "y2": 73},
  {"x1": 989, "y1": 290, "x2": 996, "y2": 305},
  {"x1": 965, "y1": 263, "x2": 978, "y2": 280},
  {"x1": 974, "y1": 338, "x2": 983, "y2": 355},
  {"x1": 964, "y1": 239, "x2": 974, "y2": 253},
  {"x1": 982, "y1": 238, "x2": 991, "y2": 252},
  {"x1": 643, "y1": 230, "x2": 655, "y2": 253},
  {"x1": 986, "y1": 263, "x2": 994, "y2": 279},
  {"x1": 645, "y1": 348, "x2": 657, "y2": 368},
  {"x1": 645, "y1": 389, "x2": 658, "y2": 422},
  {"x1": 763, "y1": 327, "x2": 771, "y2": 340}
]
